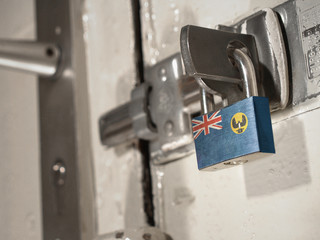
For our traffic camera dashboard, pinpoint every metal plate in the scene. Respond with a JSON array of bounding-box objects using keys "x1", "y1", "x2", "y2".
[
  {"x1": 273, "y1": 0, "x2": 320, "y2": 106},
  {"x1": 219, "y1": 8, "x2": 289, "y2": 111},
  {"x1": 180, "y1": 25, "x2": 260, "y2": 106},
  {"x1": 299, "y1": 2, "x2": 320, "y2": 83},
  {"x1": 180, "y1": 26, "x2": 259, "y2": 84},
  {"x1": 146, "y1": 54, "x2": 195, "y2": 164},
  {"x1": 36, "y1": 0, "x2": 94, "y2": 239},
  {"x1": 264, "y1": 0, "x2": 320, "y2": 107}
]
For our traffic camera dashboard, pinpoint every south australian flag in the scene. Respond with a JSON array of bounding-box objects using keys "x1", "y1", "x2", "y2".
[{"x1": 192, "y1": 97, "x2": 275, "y2": 171}]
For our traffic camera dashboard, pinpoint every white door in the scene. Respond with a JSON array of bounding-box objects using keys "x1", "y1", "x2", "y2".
[{"x1": 139, "y1": 0, "x2": 320, "y2": 239}]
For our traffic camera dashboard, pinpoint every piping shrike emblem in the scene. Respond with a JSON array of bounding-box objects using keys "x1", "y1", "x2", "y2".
[{"x1": 231, "y1": 112, "x2": 248, "y2": 134}]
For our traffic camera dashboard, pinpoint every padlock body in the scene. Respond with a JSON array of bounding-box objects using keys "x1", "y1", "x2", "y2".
[{"x1": 192, "y1": 97, "x2": 275, "y2": 170}]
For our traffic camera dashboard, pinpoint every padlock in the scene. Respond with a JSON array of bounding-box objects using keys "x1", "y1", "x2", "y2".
[
  {"x1": 192, "y1": 96, "x2": 275, "y2": 170},
  {"x1": 190, "y1": 39, "x2": 275, "y2": 170}
]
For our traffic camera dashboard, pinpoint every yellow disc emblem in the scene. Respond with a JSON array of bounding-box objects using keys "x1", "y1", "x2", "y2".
[{"x1": 231, "y1": 112, "x2": 248, "y2": 134}]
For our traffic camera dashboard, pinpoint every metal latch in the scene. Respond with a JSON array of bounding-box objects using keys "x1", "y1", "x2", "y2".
[
  {"x1": 99, "y1": 8, "x2": 289, "y2": 164},
  {"x1": 99, "y1": 53, "x2": 200, "y2": 164}
]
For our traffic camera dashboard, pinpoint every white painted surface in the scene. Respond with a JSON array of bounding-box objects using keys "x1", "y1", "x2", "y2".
[
  {"x1": 0, "y1": 0, "x2": 147, "y2": 238},
  {"x1": 140, "y1": 0, "x2": 288, "y2": 66},
  {"x1": 153, "y1": 108, "x2": 320, "y2": 239},
  {"x1": 141, "y1": 0, "x2": 320, "y2": 239},
  {"x1": 83, "y1": 0, "x2": 146, "y2": 235},
  {"x1": 0, "y1": 1, "x2": 42, "y2": 240}
]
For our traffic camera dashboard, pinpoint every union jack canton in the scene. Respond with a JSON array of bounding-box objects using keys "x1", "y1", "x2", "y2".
[{"x1": 192, "y1": 110, "x2": 223, "y2": 140}]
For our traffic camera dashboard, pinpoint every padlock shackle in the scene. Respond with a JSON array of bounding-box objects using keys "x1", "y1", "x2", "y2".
[
  {"x1": 200, "y1": 88, "x2": 214, "y2": 114},
  {"x1": 228, "y1": 47, "x2": 258, "y2": 98},
  {"x1": 199, "y1": 46, "x2": 259, "y2": 115}
]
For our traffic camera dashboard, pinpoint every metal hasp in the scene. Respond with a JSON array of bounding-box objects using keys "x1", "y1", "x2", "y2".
[
  {"x1": 36, "y1": 0, "x2": 95, "y2": 239},
  {"x1": 274, "y1": 0, "x2": 320, "y2": 106},
  {"x1": 180, "y1": 8, "x2": 289, "y2": 112},
  {"x1": 0, "y1": 40, "x2": 60, "y2": 77},
  {"x1": 100, "y1": 8, "x2": 290, "y2": 166},
  {"x1": 181, "y1": 26, "x2": 261, "y2": 114},
  {"x1": 99, "y1": 53, "x2": 200, "y2": 164},
  {"x1": 147, "y1": 55, "x2": 198, "y2": 163}
]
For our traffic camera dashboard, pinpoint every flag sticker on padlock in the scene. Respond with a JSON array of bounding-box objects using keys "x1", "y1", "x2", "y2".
[
  {"x1": 192, "y1": 96, "x2": 275, "y2": 171},
  {"x1": 192, "y1": 110, "x2": 223, "y2": 139}
]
